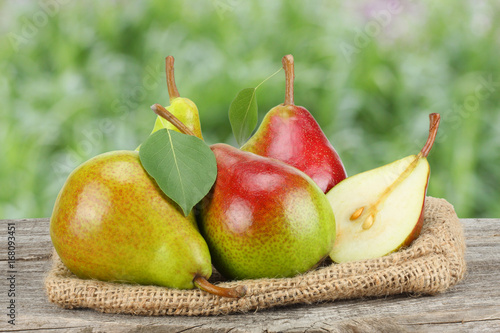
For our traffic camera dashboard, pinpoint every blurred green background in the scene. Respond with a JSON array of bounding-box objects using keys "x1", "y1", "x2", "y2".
[{"x1": 1, "y1": 0, "x2": 499, "y2": 219}]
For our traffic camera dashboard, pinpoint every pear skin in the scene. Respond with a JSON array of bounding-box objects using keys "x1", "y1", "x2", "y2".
[
  {"x1": 151, "y1": 97, "x2": 203, "y2": 139},
  {"x1": 197, "y1": 144, "x2": 336, "y2": 280},
  {"x1": 242, "y1": 104, "x2": 346, "y2": 193}
]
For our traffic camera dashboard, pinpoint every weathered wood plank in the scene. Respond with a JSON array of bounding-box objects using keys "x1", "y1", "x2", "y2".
[{"x1": 0, "y1": 218, "x2": 499, "y2": 332}]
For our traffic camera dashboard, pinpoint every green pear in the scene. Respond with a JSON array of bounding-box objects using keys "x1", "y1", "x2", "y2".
[
  {"x1": 197, "y1": 143, "x2": 336, "y2": 280},
  {"x1": 327, "y1": 114, "x2": 441, "y2": 263},
  {"x1": 150, "y1": 56, "x2": 203, "y2": 139},
  {"x1": 50, "y1": 150, "x2": 245, "y2": 297}
]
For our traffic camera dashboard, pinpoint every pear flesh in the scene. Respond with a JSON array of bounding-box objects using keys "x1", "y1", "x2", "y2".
[
  {"x1": 327, "y1": 155, "x2": 429, "y2": 263},
  {"x1": 50, "y1": 150, "x2": 211, "y2": 289},
  {"x1": 327, "y1": 113, "x2": 440, "y2": 263}
]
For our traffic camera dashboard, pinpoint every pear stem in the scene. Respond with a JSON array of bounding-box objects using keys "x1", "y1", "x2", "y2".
[
  {"x1": 193, "y1": 275, "x2": 248, "y2": 298},
  {"x1": 420, "y1": 113, "x2": 441, "y2": 158},
  {"x1": 282, "y1": 54, "x2": 295, "y2": 106},
  {"x1": 151, "y1": 103, "x2": 196, "y2": 136},
  {"x1": 165, "y1": 56, "x2": 180, "y2": 99}
]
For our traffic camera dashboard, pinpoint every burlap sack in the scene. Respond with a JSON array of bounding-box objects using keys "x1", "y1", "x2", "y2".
[{"x1": 44, "y1": 196, "x2": 466, "y2": 316}]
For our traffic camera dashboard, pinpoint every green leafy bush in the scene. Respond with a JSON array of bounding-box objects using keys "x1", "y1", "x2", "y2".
[{"x1": 1, "y1": 0, "x2": 499, "y2": 218}]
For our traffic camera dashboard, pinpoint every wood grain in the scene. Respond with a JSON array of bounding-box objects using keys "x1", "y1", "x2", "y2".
[{"x1": 0, "y1": 218, "x2": 498, "y2": 332}]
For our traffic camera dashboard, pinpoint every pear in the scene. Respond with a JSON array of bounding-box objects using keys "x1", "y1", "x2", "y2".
[
  {"x1": 50, "y1": 150, "x2": 245, "y2": 297},
  {"x1": 149, "y1": 56, "x2": 203, "y2": 139},
  {"x1": 197, "y1": 144, "x2": 336, "y2": 280},
  {"x1": 241, "y1": 55, "x2": 346, "y2": 193},
  {"x1": 327, "y1": 113, "x2": 441, "y2": 263}
]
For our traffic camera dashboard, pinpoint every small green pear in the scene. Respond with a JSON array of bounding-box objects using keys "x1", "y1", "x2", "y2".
[
  {"x1": 150, "y1": 56, "x2": 203, "y2": 139},
  {"x1": 50, "y1": 150, "x2": 245, "y2": 297}
]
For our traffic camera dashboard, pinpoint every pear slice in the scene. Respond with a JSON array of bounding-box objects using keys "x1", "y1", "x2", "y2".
[{"x1": 327, "y1": 113, "x2": 440, "y2": 263}]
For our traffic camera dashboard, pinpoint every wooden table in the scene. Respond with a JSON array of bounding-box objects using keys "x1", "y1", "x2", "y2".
[{"x1": 1, "y1": 218, "x2": 498, "y2": 332}]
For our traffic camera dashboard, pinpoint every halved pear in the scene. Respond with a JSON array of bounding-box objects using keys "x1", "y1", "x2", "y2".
[{"x1": 327, "y1": 113, "x2": 440, "y2": 263}]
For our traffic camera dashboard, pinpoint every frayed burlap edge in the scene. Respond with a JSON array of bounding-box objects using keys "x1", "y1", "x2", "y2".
[{"x1": 44, "y1": 196, "x2": 466, "y2": 316}]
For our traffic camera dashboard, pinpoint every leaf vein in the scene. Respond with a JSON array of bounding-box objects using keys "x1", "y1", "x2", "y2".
[
  {"x1": 239, "y1": 89, "x2": 256, "y2": 143},
  {"x1": 167, "y1": 130, "x2": 187, "y2": 208}
]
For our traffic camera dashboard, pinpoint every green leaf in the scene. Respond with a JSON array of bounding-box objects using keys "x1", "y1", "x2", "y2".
[
  {"x1": 229, "y1": 87, "x2": 258, "y2": 146},
  {"x1": 228, "y1": 67, "x2": 282, "y2": 146},
  {"x1": 139, "y1": 129, "x2": 217, "y2": 216}
]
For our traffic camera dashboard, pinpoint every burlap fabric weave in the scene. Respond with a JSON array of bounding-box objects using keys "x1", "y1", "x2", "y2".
[{"x1": 44, "y1": 196, "x2": 466, "y2": 316}]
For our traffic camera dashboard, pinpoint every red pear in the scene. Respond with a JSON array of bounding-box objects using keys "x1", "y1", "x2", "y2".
[{"x1": 241, "y1": 55, "x2": 347, "y2": 193}]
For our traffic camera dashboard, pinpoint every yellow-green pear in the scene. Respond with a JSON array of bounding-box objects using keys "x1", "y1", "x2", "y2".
[{"x1": 50, "y1": 150, "x2": 245, "y2": 298}]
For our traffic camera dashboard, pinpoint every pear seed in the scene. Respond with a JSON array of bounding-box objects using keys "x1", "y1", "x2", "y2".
[
  {"x1": 362, "y1": 215, "x2": 374, "y2": 230},
  {"x1": 350, "y1": 207, "x2": 364, "y2": 221}
]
